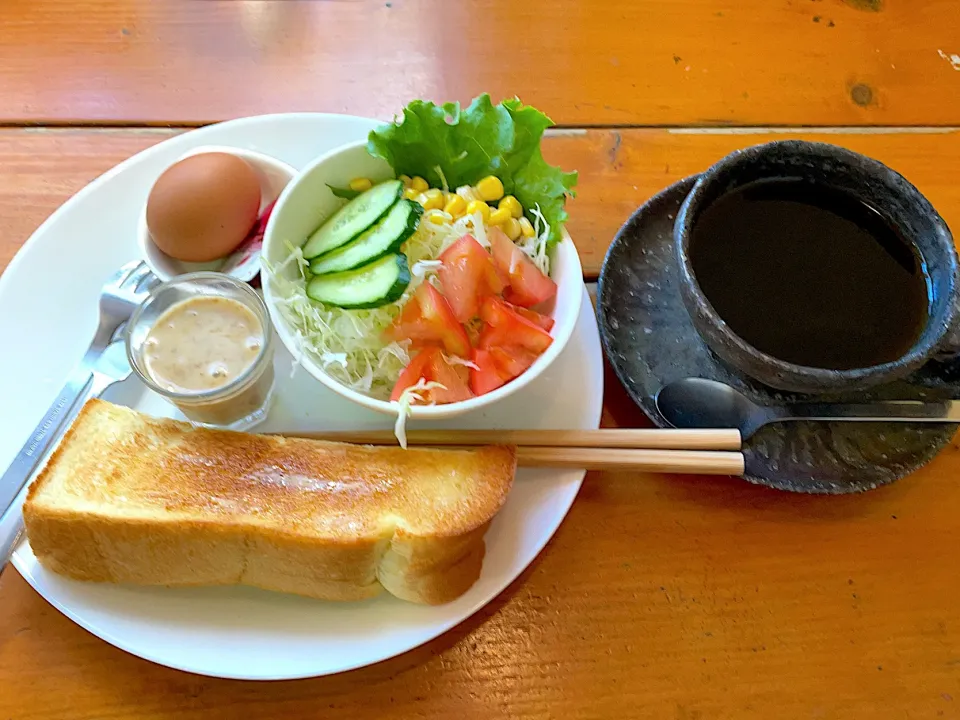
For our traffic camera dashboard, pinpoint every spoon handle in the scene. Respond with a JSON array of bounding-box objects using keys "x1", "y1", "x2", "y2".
[{"x1": 786, "y1": 399, "x2": 960, "y2": 423}]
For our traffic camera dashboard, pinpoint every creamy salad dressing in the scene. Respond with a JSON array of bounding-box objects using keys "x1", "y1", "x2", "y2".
[
  {"x1": 144, "y1": 296, "x2": 263, "y2": 393},
  {"x1": 127, "y1": 272, "x2": 276, "y2": 430}
]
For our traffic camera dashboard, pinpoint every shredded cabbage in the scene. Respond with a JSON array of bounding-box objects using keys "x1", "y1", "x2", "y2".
[
  {"x1": 411, "y1": 259, "x2": 443, "y2": 278},
  {"x1": 518, "y1": 203, "x2": 551, "y2": 277},
  {"x1": 456, "y1": 185, "x2": 481, "y2": 203},
  {"x1": 393, "y1": 378, "x2": 445, "y2": 448},
  {"x1": 434, "y1": 165, "x2": 450, "y2": 193},
  {"x1": 444, "y1": 353, "x2": 479, "y2": 370},
  {"x1": 264, "y1": 203, "x2": 551, "y2": 404}
]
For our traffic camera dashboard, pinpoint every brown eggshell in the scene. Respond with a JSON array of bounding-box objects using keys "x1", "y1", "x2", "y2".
[{"x1": 146, "y1": 152, "x2": 261, "y2": 263}]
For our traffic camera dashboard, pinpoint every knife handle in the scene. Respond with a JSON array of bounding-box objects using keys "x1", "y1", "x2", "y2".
[
  {"x1": 0, "y1": 366, "x2": 95, "y2": 519},
  {"x1": 0, "y1": 365, "x2": 103, "y2": 570},
  {"x1": 0, "y1": 506, "x2": 24, "y2": 573},
  {"x1": 0, "y1": 359, "x2": 128, "y2": 569}
]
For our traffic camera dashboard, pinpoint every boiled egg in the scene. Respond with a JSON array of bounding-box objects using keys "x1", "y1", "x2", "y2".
[{"x1": 146, "y1": 152, "x2": 261, "y2": 263}]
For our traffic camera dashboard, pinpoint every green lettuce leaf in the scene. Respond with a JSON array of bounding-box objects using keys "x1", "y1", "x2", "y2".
[
  {"x1": 367, "y1": 94, "x2": 577, "y2": 246},
  {"x1": 327, "y1": 184, "x2": 361, "y2": 200}
]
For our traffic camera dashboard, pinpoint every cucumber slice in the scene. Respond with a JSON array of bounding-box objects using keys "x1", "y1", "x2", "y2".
[
  {"x1": 306, "y1": 253, "x2": 411, "y2": 309},
  {"x1": 302, "y1": 179, "x2": 403, "y2": 259},
  {"x1": 309, "y1": 200, "x2": 422, "y2": 275}
]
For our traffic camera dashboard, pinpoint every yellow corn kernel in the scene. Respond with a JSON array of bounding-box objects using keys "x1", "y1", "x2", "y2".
[
  {"x1": 402, "y1": 187, "x2": 419, "y2": 200},
  {"x1": 488, "y1": 207, "x2": 511, "y2": 226},
  {"x1": 420, "y1": 188, "x2": 444, "y2": 211},
  {"x1": 399, "y1": 174, "x2": 412, "y2": 186},
  {"x1": 410, "y1": 176, "x2": 429, "y2": 193},
  {"x1": 444, "y1": 191, "x2": 462, "y2": 211},
  {"x1": 349, "y1": 177, "x2": 373, "y2": 192},
  {"x1": 466, "y1": 200, "x2": 490, "y2": 222},
  {"x1": 498, "y1": 195, "x2": 523, "y2": 219},
  {"x1": 518, "y1": 216, "x2": 536, "y2": 238},
  {"x1": 475, "y1": 175, "x2": 504, "y2": 202},
  {"x1": 443, "y1": 194, "x2": 468, "y2": 217},
  {"x1": 503, "y1": 217, "x2": 522, "y2": 241},
  {"x1": 427, "y1": 211, "x2": 448, "y2": 225}
]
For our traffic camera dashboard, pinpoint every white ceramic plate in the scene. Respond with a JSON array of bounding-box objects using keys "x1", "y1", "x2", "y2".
[{"x1": 0, "y1": 114, "x2": 604, "y2": 680}]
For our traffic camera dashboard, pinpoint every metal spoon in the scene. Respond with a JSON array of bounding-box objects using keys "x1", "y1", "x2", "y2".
[{"x1": 656, "y1": 377, "x2": 960, "y2": 440}]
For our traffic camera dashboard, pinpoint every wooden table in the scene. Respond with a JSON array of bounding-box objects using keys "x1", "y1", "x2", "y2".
[{"x1": 1, "y1": 2, "x2": 959, "y2": 718}]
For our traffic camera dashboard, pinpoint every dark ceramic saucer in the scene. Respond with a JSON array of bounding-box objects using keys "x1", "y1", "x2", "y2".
[{"x1": 596, "y1": 175, "x2": 958, "y2": 494}]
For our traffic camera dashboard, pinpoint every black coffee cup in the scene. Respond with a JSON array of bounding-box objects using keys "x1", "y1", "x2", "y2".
[{"x1": 674, "y1": 140, "x2": 958, "y2": 394}]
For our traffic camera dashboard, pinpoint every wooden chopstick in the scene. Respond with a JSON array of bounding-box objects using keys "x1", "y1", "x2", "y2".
[
  {"x1": 281, "y1": 428, "x2": 742, "y2": 451},
  {"x1": 272, "y1": 428, "x2": 745, "y2": 476},
  {"x1": 514, "y1": 447, "x2": 744, "y2": 476}
]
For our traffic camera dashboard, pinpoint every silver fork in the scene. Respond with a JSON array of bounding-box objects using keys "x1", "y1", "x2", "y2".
[{"x1": 0, "y1": 260, "x2": 159, "y2": 567}]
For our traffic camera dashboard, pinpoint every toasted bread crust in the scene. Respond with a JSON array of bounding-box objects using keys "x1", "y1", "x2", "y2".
[{"x1": 24, "y1": 400, "x2": 515, "y2": 604}]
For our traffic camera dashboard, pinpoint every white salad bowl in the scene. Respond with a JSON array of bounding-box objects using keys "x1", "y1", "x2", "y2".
[
  {"x1": 138, "y1": 145, "x2": 297, "y2": 282},
  {"x1": 262, "y1": 140, "x2": 584, "y2": 419}
]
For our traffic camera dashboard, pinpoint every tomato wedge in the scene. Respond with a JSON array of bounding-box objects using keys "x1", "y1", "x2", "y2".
[
  {"x1": 479, "y1": 296, "x2": 553, "y2": 354},
  {"x1": 505, "y1": 301, "x2": 555, "y2": 332},
  {"x1": 384, "y1": 282, "x2": 471, "y2": 357},
  {"x1": 488, "y1": 227, "x2": 558, "y2": 308},
  {"x1": 428, "y1": 353, "x2": 474, "y2": 404},
  {"x1": 389, "y1": 347, "x2": 473, "y2": 404},
  {"x1": 487, "y1": 345, "x2": 539, "y2": 381},
  {"x1": 438, "y1": 235, "x2": 506, "y2": 322},
  {"x1": 389, "y1": 348, "x2": 434, "y2": 402},
  {"x1": 470, "y1": 349, "x2": 509, "y2": 395}
]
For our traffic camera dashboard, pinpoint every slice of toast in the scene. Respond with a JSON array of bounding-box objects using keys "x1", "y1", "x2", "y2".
[{"x1": 23, "y1": 399, "x2": 515, "y2": 604}]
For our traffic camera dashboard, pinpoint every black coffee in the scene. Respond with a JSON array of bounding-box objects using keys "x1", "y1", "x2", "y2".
[{"x1": 689, "y1": 178, "x2": 929, "y2": 370}]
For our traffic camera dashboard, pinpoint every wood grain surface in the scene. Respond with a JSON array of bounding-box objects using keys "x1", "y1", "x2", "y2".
[
  {"x1": 1, "y1": 128, "x2": 960, "y2": 718},
  {"x1": 1, "y1": 446, "x2": 959, "y2": 719},
  {"x1": 1, "y1": 0, "x2": 959, "y2": 126},
  {"x1": 2, "y1": 127, "x2": 960, "y2": 278}
]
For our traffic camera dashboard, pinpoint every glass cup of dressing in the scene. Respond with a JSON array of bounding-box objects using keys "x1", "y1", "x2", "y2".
[{"x1": 126, "y1": 272, "x2": 276, "y2": 430}]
